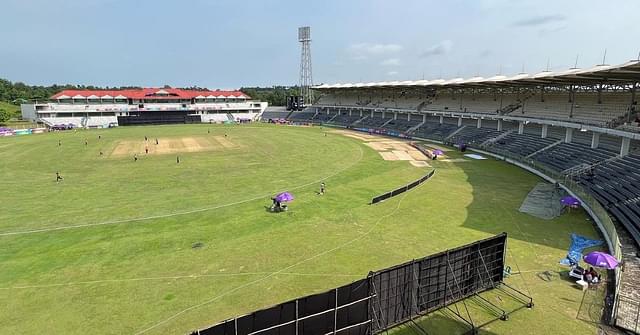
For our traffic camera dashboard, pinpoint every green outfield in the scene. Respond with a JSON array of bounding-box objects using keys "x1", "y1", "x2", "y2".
[{"x1": 0, "y1": 124, "x2": 606, "y2": 335}]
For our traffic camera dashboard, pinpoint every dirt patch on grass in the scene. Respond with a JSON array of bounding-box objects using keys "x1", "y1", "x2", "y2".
[
  {"x1": 214, "y1": 136, "x2": 237, "y2": 149},
  {"x1": 333, "y1": 129, "x2": 429, "y2": 164},
  {"x1": 110, "y1": 136, "x2": 238, "y2": 157}
]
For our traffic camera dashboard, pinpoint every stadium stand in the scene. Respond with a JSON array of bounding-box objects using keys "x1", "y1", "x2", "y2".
[
  {"x1": 357, "y1": 112, "x2": 392, "y2": 128},
  {"x1": 577, "y1": 154, "x2": 640, "y2": 242},
  {"x1": 531, "y1": 143, "x2": 618, "y2": 172},
  {"x1": 326, "y1": 113, "x2": 362, "y2": 126},
  {"x1": 311, "y1": 59, "x2": 640, "y2": 332},
  {"x1": 411, "y1": 122, "x2": 459, "y2": 142},
  {"x1": 382, "y1": 117, "x2": 422, "y2": 132},
  {"x1": 447, "y1": 126, "x2": 505, "y2": 146},
  {"x1": 288, "y1": 108, "x2": 317, "y2": 122},
  {"x1": 490, "y1": 132, "x2": 560, "y2": 157}
]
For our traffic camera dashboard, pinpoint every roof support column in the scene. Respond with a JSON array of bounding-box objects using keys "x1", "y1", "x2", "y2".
[
  {"x1": 621, "y1": 137, "x2": 631, "y2": 157},
  {"x1": 423, "y1": 114, "x2": 426, "y2": 123},
  {"x1": 457, "y1": 116, "x2": 462, "y2": 127},
  {"x1": 393, "y1": 112, "x2": 397, "y2": 120},
  {"x1": 565, "y1": 127, "x2": 573, "y2": 143},
  {"x1": 569, "y1": 85, "x2": 576, "y2": 119},
  {"x1": 382, "y1": 111, "x2": 385, "y2": 118},
  {"x1": 629, "y1": 82, "x2": 637, "y2": 123},
  {"x1": 541, "y1": 124, "x2": 548, "y2": 138},
  {"x1": 591, "y1": 132, "x2": 600, "y2": 149},
  {"x1": 439, "y1": 115, "x2": 443, "y2": 124},
  {"x1": 497, "y1": 119, "x2": 503, "y2": 131},
  {"x1": 371, "y1": 110, "x2": 374, "y2": 117},
  {"x1": 407, "y1": 113, "x2": 411, "y2": 121},
  {"x1": 477, "y1": 118, "x2": 482, "y2": 129}
]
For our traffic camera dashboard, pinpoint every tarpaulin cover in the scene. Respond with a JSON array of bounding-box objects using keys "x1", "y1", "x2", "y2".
[{"x1": 559, "y1": 233, "x2": 603, "y2": 266}]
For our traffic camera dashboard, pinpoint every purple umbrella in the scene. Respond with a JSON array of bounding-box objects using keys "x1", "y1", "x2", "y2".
[
  {"x1": 433, "y1": 149, "x2": 444, "y2": 156},
  {"x1": 561, "y1": 196, "x2": 580, "y2": 207},
  {"x1": 275, "y1": 192, "x2": 294, "y2": 202},
  {"x1": 583, "y1": 251, "x2": 619, "y2": 269}
]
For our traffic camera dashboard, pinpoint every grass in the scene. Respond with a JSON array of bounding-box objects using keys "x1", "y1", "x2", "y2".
[{"x1": 0, "y1": 123, "x2": 606, "y2": 335}]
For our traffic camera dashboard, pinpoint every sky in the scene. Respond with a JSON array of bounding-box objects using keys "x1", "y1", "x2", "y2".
[{"x1": 1, "y1": 0, "x2": 639, "y2": 89}]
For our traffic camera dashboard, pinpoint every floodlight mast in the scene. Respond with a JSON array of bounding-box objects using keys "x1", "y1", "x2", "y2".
[{"x1": 298, "y1": 27, "x2": 314, "y2": 105}]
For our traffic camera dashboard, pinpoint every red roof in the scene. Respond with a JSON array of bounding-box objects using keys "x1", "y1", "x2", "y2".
[{"x1": 51, "y1": 88, "x2": 250, "y2": 100}]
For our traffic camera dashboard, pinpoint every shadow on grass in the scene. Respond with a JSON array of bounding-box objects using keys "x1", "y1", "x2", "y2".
[
  {"x1": 387, "y1": 312, "x2": 501, "y2": 335},
  {"x1": 449, "y1": 151, "x2": 602, "y2": 251}
]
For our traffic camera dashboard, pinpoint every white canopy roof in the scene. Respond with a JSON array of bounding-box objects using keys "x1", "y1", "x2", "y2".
[{"x1": 314, "y1": 60, "x2": 640, "y2": 90}]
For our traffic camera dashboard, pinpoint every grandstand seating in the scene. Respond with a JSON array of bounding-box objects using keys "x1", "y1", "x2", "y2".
[
  {"x1": 288, "y1": 108, "x2": 317, "y2": 122},
  {"x1": 382, "y1": 118, "x2": 422, "y2": 132},
  {"x1": 327, "y1": 113, "x2": 362, "y2": 126},
  {"x1": 411, "y1": 122, "x2": 459, "y2": 141},
  {"x1": 313, "y1": 112, "x2": 336, "y2": 123},
  {"x1": 490, "y1": 132, "x2": 559, "y2": 157},
  {"x1": 260, "y1": 109, "x2": 289, "y2": 120},
  {"x1": 531, "y1": 142, "x2": 617, "y2": 172},
  {"x1": 357, "y1": 113, "x2": 392, "y2": 128},
  {"x1": 447, "y1": 126, "x2": 505, "y2": 146},
  {"x1": 577, "y1": 154, "x2": 640, "y2": 241},
  {"x1": 316, "y1": 90, "x2": 634, "y2": 127}
]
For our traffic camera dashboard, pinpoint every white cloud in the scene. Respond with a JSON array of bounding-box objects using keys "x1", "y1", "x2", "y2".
[
  {"x1": 380, "y1": 58, "x2": 401, "y2": 66},
  {"x1": 348, "y1": 43, "x2": 403, "y2": 61},
  {"x1": 386, "y1": 71, "x2": 399, "y2": 76},
  {"x1": 419, "y1": 40, "x2": 453, "y2": 58}
]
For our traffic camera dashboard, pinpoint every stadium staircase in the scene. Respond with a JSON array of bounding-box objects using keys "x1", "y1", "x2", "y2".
[
  {"x1": 482, "y1": 129, "x2": 513, "y2": 146},
  {"x1": 380, "y1": 118, "x2": 395, "y2": 128},
  {"x1": 501, "y1": 91, "x2": 535, "y2": 115},
  {"x1": 352, "y1": 115, "x2": 369, "y2": 125},
  {"x1": 226, "y1": 113, "x2": 235, "y2": 122},
  {"x1": 407, "y1": 121, "x2": 425, "y2": 133},
  {"x1": 525, "y1": 139, "x2": 563, "y2": 158},
  {"x1": 444, "y1": 125, "x2": 466, "y2": 141}
]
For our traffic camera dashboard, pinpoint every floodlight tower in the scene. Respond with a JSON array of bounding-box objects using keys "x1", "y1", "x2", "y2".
[{"x1": 298, "y1": 26, "x2": 314, "y2": 105}]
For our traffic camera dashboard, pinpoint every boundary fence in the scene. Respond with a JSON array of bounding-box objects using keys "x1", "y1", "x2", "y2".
[
  {"x1": 190, "y1": 233, "x2": 532, "y2": 335},
  {"x1": 370, "y1": 170, "x2": 435, "y2": 205}
]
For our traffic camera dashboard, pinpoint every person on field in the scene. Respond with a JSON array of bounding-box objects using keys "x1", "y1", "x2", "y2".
[
  {"x1": 134, "y1": 154, "x2": 138, "y2": 162},
  {"x1": 145, "y1": 147, "x2": 149, "y2": 154},
  {"x1": 56, "y1": 171, "x2": 63, "y2": 182},
  {"x1": 176, "y1": 156, "x2": 180, "y2": 164},
  {"x1": 145, "y1": 136, "x2": 148, "y2": 141},
  {"x1": 58, "y1": 140, "x2": 61, "y2": 146},
  {"x1": 155, "y1": 138, "x2": 159, "y2": 145},
  {"x1": 85, "y1": 139, "x2": 88, "y2": 146},
  {"x1": 99, "y1": 150, "x2": 103, "y2": 156},
  {"x1": 320, "y1": 182, "x2": 326, "y2": 195}
]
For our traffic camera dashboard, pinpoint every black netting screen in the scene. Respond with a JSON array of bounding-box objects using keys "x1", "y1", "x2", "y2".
[
  {"x1": 371, "y1": 170, "x2": 435, "y2": 204},
  {"x1": 192, "y1": 233, "x2": 506, "y2": 335},
  {"x1": 369, "y1": 233, "x2": 507, "y2": 332},
  {"x1": 195, "y1": 279, "x2": 370, "y2": 335}
]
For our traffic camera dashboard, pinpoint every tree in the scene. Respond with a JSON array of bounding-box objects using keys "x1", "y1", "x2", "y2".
[{"x1": 0, "y1": 109, "x2": 11, "y2": 124}]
